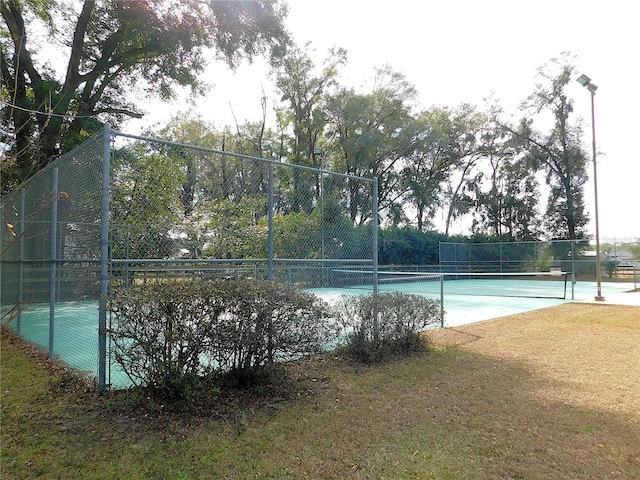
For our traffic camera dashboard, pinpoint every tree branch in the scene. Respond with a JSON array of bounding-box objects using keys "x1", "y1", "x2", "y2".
[
  {"x1": 1, "y1": 0, "x2": 43, "y2": 89},
  {"x1": 91, "y1": 107, "x2": 143, "y2": 118},
  {"x1": 64, "y1": 0, "x2": 95, "y2": 90}
]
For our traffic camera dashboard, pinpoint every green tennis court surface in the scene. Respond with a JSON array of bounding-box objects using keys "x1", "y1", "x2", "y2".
[
  {"x1": 311, "y1": 279, "x2": 636, "y2": 327},
  {"x1": 9, "y1": 280, "x2": 637, "y2": 388}
]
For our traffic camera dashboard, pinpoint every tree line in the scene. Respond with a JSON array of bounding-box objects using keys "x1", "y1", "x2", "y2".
[{"x1": 2, "y1": 0, "x2": 591, "y2": 243}]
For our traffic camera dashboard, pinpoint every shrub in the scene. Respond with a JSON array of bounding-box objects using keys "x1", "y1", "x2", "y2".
[
  {"x1": 107, "y1": 281, "x2": 225, "y2": 398},
  {"x1": 107, "y1": 279, "x2": 336, "y2": 397},
  {"x1": 335, "y1": 292, "x2": 441, "y2": 363},
  {"x1": 211, "y1": 279, "x2": 336, "y2": 387}
]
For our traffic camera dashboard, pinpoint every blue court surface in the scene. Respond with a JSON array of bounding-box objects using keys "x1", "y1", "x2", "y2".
[
  {"x1": 312, "y1": 280, "x2": 639, "y2": 327},
  {"x1": 9, "y1": 280, "x2": 639, "y2": 388}
]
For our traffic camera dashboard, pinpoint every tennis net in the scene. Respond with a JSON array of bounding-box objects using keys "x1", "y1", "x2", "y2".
[{"x1": 331, "y1": 270, "x2": 568, "y2": 300}]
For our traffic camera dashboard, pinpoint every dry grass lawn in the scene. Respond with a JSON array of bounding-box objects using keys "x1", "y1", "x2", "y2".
[
  {"x1": 2, "y1": 301, "x2": 639, "y2": 479},
  {"x1": 425, "y1": 302, "x2": 640, "y2": 478}
]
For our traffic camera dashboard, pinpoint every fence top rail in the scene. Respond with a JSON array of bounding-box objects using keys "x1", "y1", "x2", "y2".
[
  {"x1": 110, "y1": 258, "x2": 373, "y2": 265},
  {"x1": 111, "y1": 130, "x2": 374, "y2": 183},
  {"x1": 439, "y1": 240, "x2": 583, "y2": 245}
]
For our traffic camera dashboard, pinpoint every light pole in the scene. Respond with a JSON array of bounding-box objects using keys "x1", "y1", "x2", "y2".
[{"x1": 576, "y1": 73, "x2": 605, "y2": 301}]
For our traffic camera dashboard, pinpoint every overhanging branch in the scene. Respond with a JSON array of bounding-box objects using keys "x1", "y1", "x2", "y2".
[{"x1": 91, "y1": 107, "x2": 143, "y2": 118}]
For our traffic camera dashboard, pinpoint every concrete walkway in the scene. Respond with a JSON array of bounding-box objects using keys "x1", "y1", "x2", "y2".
[
  {"x1": 441, "y1": 281, "x2": 640, "y2": 327},
  {"x1": 578, "y1": 288, "x2": 640, "y2": 307}
]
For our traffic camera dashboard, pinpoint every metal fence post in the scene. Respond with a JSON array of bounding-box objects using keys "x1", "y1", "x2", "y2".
[
  {"x1": 267, "y1": 162, "x2": 274, "y2": 280},
  {"x1": 49, "y1": 168, "x2": 59, "y2": 359},
  {"x1": 570, "y1": 240, "x2": 576, "y2": 300},
  {"x1": 372, "y1": 177, "x2": 379, "y2": 294},
  {"x1": 16, "y1": 189, "x2": 25, "y2": 334},
  {"x1": 440, "y1": 274, "x2": 445, "y2": 328},
  {"x1": 98, "y1": 124, "x2": 111, "y2": 391}
]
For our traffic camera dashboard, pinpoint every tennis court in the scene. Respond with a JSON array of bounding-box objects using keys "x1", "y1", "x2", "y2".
[
  {"x1": 425, "y1": 281, "x2": 638, "y2": 326},
  {"x1": 9, "y1": 278, "x2": 637, "y2": 388},
  {"x1": 311, "y1": 277, "x2": 637, "y2": 327}
]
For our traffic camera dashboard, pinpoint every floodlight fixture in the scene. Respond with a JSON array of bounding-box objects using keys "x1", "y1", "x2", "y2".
[
  {"x1": 576, "y1": 74, "x2": 591, "y2": 86},
  {"x1": 577, "y1": 73, "x2": 598, "y2": 93}
]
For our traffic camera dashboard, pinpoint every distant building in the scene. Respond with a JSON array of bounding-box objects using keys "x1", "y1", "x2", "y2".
[{"x1": 608, "y1": 248, "x2": 634, "y2": 262}]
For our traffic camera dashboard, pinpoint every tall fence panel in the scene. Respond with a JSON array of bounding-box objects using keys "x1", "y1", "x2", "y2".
[
  {"x1": 437, "y1": 238, "x2": 634, "y2": 292},
  {"x1": 1, "y1": 135, "x2": 105, "y2": 381},
  {"x1": 107, "y1": 131, "x2": 376, "y2": 387},
  {"x1": 108, "y1": 132, "x2": 376, "y2": 289},
  {"x1": 439, "y1": 240, "x2": 586, "y2": 273},
  {"x1": 1, "y1": 127, "x2": 377, "y2": 390}
]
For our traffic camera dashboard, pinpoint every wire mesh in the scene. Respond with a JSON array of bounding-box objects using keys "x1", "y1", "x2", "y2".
[
  {"x1": 1, "y1": 128, "x2": 377, "y2": 390},
  {"x1": 1, "y1": 135, "x2": 104, "y2": 377},
  {"x1": 439, "y1": 240, "x2": 583, "y2": 273},
  {"x1": 108, "y1": 134, "x2": 375, "y2": 289}
]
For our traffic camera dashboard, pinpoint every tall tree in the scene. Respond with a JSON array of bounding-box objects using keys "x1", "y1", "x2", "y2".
[
  {"x1": 439, "y1": 103, "x2": 485, "y2": 235},
  {"x1": 1, "y1": 0, "x2": 289, "y2": 191},
  {"x1": 325, "y1": 66, "x2": 418, "y2": 225},
  {"x1": 513, "y1": 54, "x2": 589, "y2": 240},
  {"x1": 469, "y1": 102, "x2": 541, "y2": 239},
  {"x1": 270, "y1": 42, "x2": 347, "y2": 213},
  {"x1": 401, "y1": 107, "x2": 457, "y2": 231}
]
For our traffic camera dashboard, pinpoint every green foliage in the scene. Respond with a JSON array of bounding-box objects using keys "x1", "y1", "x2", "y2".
[
  {"x1": 107, "y1": 281, "x2": 223, "y2": 398},
  {"x1": 1, "y1": 0, "x2": 289, "y2": 190},
  {"x1": 270, "y1": 210, "x2": 319, "y2": 258},
  {"x1": 267, "y1": 195, "x2": 371, "y2": 261},
  {"x1": 469, "y1": 103, "x2": 541, "y2": 240},
  {"x1": 602, "y1": 259, "x2": 619, "y2": 278},
  {"x1": 107, "y1": 279, "x2": 336, "y2": 397},
  {"x1": 626, "y1": 243, "x2": 640, "y2": 259},
  {"x1": 324, "y1": 66, "x2": 417, "y2": 225},
  {"x1": 211, "y1": 280, "x2": 336, "y2": 387},
  {"x1": 203, "y1": 197, "x2": 268, "y2": 259},
  {"x1": 601, "y1": 242, "x2": 640, "y2": 260},
  {"x1": 110, "y1": 144, "x2": 186, "y2": 259},
  {"x1": 379, "y1": 227, "x2": 443, "y2": 265},
  {"x1": 335, "y1": 292, "x2": 440, "y2": 363},
  {"x1": 535, "y1": 256, "x2": 552, "y2": 272},
  {"x1": 517, "y1": 54, "x2": 589, "y2": 240}
]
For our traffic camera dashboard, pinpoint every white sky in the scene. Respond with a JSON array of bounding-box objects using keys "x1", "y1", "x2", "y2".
[{"x1": 131, "y1": 0, "x2": 639, "y2": 241}]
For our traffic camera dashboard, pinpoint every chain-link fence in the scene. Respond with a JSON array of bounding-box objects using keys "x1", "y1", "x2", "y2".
[
  {"x1": 1, "y1": 134, "x2": 105, "y2": 381},
  {"x1": 1, "y1": 126, "x2": 378, "y2": 390},
  {"x1": 438, "y1": 239, "x2": 616, "y2": 280},
  {"x1": 108, "y1": 131, "x2": 376, "y2": 288}
]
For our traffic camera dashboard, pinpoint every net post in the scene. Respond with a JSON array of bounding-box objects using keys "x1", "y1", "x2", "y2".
[{"x1": 98, "y1": 124, "x2": 111, "y2": 392}]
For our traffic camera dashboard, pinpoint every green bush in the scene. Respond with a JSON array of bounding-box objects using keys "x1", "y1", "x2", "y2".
[
  {"x1": 334, "y1": 292, "x2": 441, "y2": 363},
  {"x1": 107, "y1": 279, "x2": 336, "y2": 397},
  {"x1": 212, "y1": 280, "x2": 336, "y2": 387},
  {"x1": 107, "y1": 281, "x2": 224, "y2": 398},
  {"x1": 602, "y1": 259, "x2": 619, "y2": 278}
]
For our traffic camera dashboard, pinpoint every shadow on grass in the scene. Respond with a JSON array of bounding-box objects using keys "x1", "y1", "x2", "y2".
[
  {"x1": 348, "y1": 348, "x2": 640, "y2": 479},
  {"x1": 2, "y1": 328, "x2": 639, "y2": 480}
]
